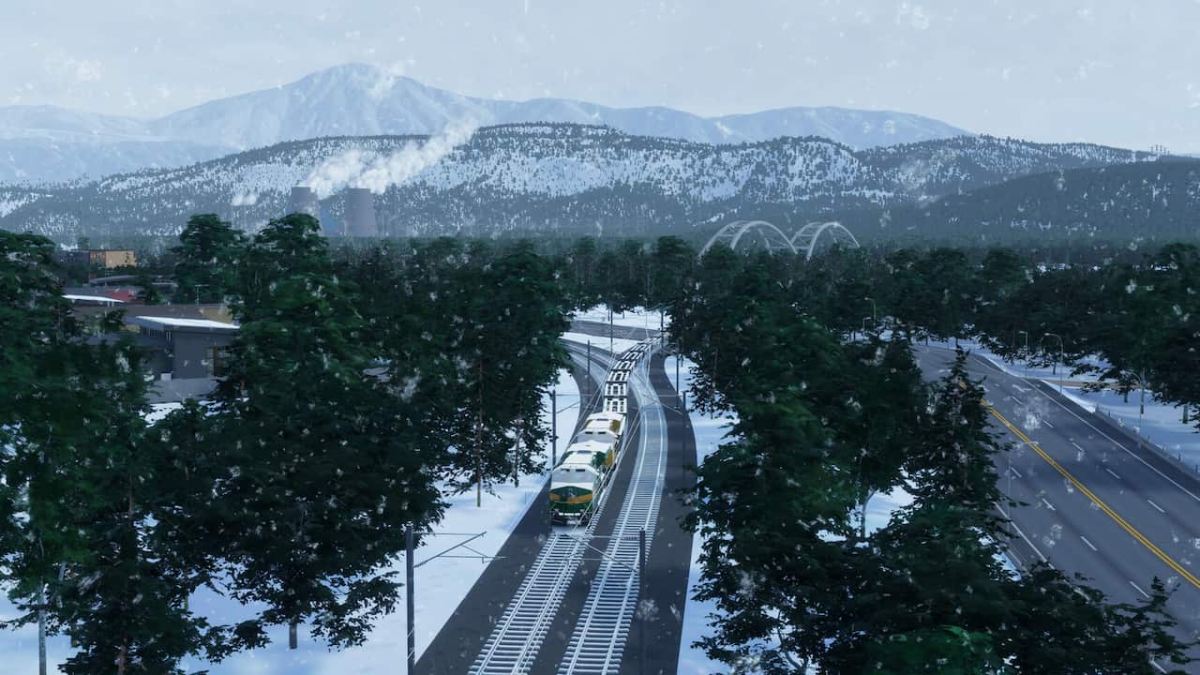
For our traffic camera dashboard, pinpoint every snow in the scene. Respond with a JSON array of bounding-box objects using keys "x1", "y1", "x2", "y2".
[
  {"x1": 0, "y1": 368, "x2": 581, "y2": 673},
  {"x1": 63, "y1": 293, "x2": 125, "y2": 304},
  {"x1": 573, "y1": 305, "x2": 670, "y2": 332},
  {"x1": 131, "y1": 316, "x2": 239, "y2": 330},
  {"x1": 561, "y1": 331, "x2": 641, "y2": 355}
]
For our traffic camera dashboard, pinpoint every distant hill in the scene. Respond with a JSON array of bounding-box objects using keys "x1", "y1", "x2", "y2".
[
  {"x1": 846, "y1": 159, "x2": 1200, "y2": 243},
  {"x1": 0, "y1": 124, "x2": 1166, "y2": 243},
  {"x1": 0, "y1": 64, "x2": 969, "y2": 184}
]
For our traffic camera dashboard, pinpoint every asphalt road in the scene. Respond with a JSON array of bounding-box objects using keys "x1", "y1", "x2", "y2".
[{"x1": 914, "y1": 345, "x2": 1200, "y2": 667}]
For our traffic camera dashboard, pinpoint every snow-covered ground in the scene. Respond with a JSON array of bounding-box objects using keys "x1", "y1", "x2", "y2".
[
  {"x1": 0, "y1": 369, "x2": 582, "y2": 674},
  {"x1": 572, "y1": 305, "x2": 669, "y2": 332},
  {"x1": 561, "y1": 331, "x2": 642, "y2": 355}
]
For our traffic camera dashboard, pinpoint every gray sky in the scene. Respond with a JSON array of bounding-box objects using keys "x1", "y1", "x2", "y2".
[{"x1": 3, "y1": 0, "x2": 1199, "y2": 151}]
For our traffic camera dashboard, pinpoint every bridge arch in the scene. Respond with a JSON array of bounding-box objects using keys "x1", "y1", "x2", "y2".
[
  {"x1": 698, "y1": 220, "x2": 797, "y2": 257},
  {"x1": 790, "y1": 221, "x2": 861, "y2": 260}
]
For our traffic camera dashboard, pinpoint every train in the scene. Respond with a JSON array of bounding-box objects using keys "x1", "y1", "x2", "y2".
[{"x1": 549, "y1": 342, "x2": 650, "y2": 524}]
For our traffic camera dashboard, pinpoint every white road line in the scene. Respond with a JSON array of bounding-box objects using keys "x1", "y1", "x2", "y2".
[
  {"x1": 1105, "y1": 468, "x2": 1121, "y2": 480},
  {"x1": 995, "y1": 502, "x2": 1051, "y2": 566},
  {"x1": 1129, "y1": 580, "x2": 1151, "y2": 599},
  {"x1": 1041, "y1": 498, "x2": 1056, "y2": 512},
  {"x1": 1009, "y1": 466, "x2": 1023, "y2": 479},
  {"x1": 1147, "y1": 499, "x2": 1166, "y2": 514},
  {"x1": 971, "y1": 354, "x2": 1200, "y2": 505},
  {"x1": 1071, "y1": 441, "x2": 1083, "y2": 451},
  {"x1": 1080, "y1": 536, "x2": 1098, "y2": 552},
  {"x1": 1152, "y1": 660, "x2": 1167, "y2": 674},
  {"x1": 1043, "y1": 419, "x2": 1054, "y2": 429}
]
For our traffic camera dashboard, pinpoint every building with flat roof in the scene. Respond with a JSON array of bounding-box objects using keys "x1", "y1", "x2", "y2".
[
  {"x1": 128, "y1": 315, "x2": 238, "y2": 381},
  {"x1": 61, "y1": 249, "x2": 137, "y2": 269}
]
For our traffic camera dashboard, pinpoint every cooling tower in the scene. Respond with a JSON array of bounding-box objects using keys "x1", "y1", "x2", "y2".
[
  {"x1": 344, "y1": 188, "x2": 378, "y2": 237},
  {"x1": 287, "y1": 186, "x2": 319, "y2": 218}
]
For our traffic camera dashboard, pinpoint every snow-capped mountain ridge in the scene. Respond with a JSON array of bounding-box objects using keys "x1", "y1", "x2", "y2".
[
  {"x1": 0, "y1": 63, "x2": 970, "y2": 184},
  {"x1": 0, "y1": 123, "x2": 1161, "y2": 241}
]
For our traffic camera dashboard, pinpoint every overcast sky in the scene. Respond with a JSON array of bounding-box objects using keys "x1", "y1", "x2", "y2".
[{"x1": 3, "y1": 0, "x2": 1199, "y2": 151}]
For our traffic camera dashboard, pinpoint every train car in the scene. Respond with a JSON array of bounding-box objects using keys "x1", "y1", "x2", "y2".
[
  {"x1": 549, "y1": 440, "x2": 617, "y2": 523},
  {"x1": 578, "y1": 411, "x2": 624, "y2": 444},
  {"x1": 550, "y1": 339, "x2": 652, "y2": 524},
  {"x1": 603, "y1": 396, "x2": 627, "y2": 414}
]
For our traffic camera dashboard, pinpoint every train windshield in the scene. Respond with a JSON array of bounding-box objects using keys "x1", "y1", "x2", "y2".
[{"x1": 553, "y1": 467, "x2": 593, "y2": 484}]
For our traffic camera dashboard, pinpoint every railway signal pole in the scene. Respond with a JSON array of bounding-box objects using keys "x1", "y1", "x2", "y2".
[
  {"x1": 406, "y1": 525, "x2": 416, "y2": 674},
  {"x1": 551, "y1": 389, "x2": 558, "y2": 468},
  {"x1": 639, "y1": 527, "x2": 647, "y2": 675}
]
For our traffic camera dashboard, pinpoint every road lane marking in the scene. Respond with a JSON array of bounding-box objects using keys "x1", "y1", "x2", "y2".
[
  {"x1": 1147, "y1": 499, "x2": 1166, "y2": 514},
  {"x1": 988, "y1": 406, "x2": 1200, "y2": 591},
  {"x1": 1009, "y1": 466, "x2": 1023, "y2": 479},
  {"x1": 995, "y1": 502, "x2": 1051, "y2": 566},
  {"x1": 1105, "y1": 468, "x2": 1121, "y2": 480},
  {"x1": 1129, "y1": 580, "x2": 1151, "y2": 599},
  {"x1": 982, "y1": 356, "x2": 1200, "y2": 505},
  {"x1": 1080, "y1": 536, "x2": 1098, "y2": 551},
  {"x1": 1071, "y1": 441, "x2": 1083, "y2": 451},
  {"x1": 1043, "y1": 419, "x2": 1054, "y2": 429},
  {"x1": 1041, "y1": 498, "x2": 1056, "y2": 511}
]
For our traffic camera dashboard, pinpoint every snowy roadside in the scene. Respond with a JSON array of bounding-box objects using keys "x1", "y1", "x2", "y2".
[
  {"x1": 922, "y1": 340, "x2": 1200, "y2": 477},
  {"x1": 572, "y1": 305, "x2": 669, "y2": 332},
  {"x1": 561, "y1": 331, "x2": 642, "y2": 355},
  {"x1": 0, "y1": 369, "x2": 582, "y2": 674}
]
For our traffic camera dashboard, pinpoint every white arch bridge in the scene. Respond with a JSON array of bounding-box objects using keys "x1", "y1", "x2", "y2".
[{"x1": 698, "y1": 220, "x2": 860, "y2": 260}]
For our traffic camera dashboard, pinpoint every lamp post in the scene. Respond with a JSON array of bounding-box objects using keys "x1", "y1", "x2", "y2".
[
  {"x1": 862, "y1": 317, "x2": 871, "y2": 337},
  {"x1": 1017, "y1": 330, "x2": 1030, "y2": 377},
  {"x1": 1044, "y1": 333, "x2": 1065, "y2": 393},
  {"x1": 865, "y1": 297, "x2": 877, "y2": 329}
]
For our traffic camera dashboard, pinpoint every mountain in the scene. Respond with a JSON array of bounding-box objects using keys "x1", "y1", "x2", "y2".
[
  {"x1": 844, "y1": 159, "x2": 1200, "y2": 243},
  {"x1": 0, "y1": 64, "x2": 969, "y2": 184},
  {"x1": 0, "y1": 124, "x2": 1166, "y2": 243}
]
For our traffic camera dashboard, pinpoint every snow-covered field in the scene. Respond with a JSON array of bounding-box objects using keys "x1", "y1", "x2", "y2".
[
  {"x1": 561, "y1": 331, "x2": 642, "y2": 355},
  {"x1": 0, "y1": 369, "x2": 581, "y2": 674},
  {"x1": 573, "y1": 305, "x2": 670, "y2": 332}
]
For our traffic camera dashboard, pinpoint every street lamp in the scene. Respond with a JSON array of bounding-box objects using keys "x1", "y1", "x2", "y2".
[
  {"x1": 1017, "y1": 330, "x2": 1030, "y2": 377},
  {"x1": 1044, "y1": 333, "x2": 1065, "y2": 393},
  {"x1": 865, "y1": 297, "x2": 877, "y2": 329},
  {"x1": 862, "y1": 317, "x2": 872, "y2": 337}
]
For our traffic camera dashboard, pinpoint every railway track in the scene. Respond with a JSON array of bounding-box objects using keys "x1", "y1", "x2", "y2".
[
  {"x1": 469, "y1": 344, "x2": 638, "y2": 675},
  {"x1": 555, "y1": 352, "x2": 665, "y2": 674}
]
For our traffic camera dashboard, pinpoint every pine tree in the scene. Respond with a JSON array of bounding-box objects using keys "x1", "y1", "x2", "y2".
[
  {"x1": 172, "y1": 213, "x2": 246, "y2": 304},
  {"x1": 207, "y1": 214, "x2": 444, "y2": 649}
]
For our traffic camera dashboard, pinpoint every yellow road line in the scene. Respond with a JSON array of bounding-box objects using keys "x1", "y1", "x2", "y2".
[{"x1": 989, "y1": 405, "x2": 1200, "y2": 590}]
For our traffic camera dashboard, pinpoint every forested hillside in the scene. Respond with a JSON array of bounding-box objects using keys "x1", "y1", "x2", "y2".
[{"x1": 0, "y1": 124, "x2": 1177, "y2": 243}]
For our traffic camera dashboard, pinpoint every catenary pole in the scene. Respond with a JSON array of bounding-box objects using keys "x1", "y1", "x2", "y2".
[
  {"x1": 639, "y1": 528, "x2": 647, "y2": 674},
  {"x1": 406, "y1": 526, "x2": 416, "y2": 674}
]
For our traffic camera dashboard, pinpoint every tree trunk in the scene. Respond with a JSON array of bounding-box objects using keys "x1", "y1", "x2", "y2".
[
  {"x1": 476, "y1": 361, "x2": 484, "y2": 508},
  {"x1": 37, "y1": 581, "x2": 46, "y2": 675},
  {"x1": 289, "y1": 622, "x2": 298, "y2": 649}
]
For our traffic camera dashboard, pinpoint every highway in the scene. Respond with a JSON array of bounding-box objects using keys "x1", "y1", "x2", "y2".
[{"x1": 914, "y1": 346, "x2": 1200, "y2": 666}]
